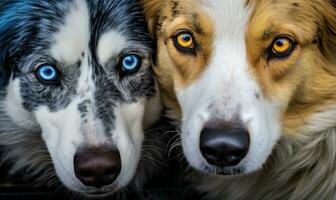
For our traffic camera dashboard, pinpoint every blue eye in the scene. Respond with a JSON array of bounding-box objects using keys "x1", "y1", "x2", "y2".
[
  {"x1": 36, "y1": 64, "x2": 59, "y2": 84},
  {"x1": 121, "y1": 55, "x2": 141, "y2": 74}
]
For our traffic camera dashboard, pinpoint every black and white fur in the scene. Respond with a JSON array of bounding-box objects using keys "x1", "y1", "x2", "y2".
[{"x1": 0, "y1": 0, "x2": 162, "y2": 198}]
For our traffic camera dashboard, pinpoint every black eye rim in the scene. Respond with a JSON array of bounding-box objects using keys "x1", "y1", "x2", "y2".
[
  {"x1": 267, "y1": 36, "x2": 297, "y2": 60},
  {"x1": 172, "y1": 30, "x2": 198, "y2": 55},
  {"x1": 34, "y1": 63, "x2": 61, "y2": 85},
  {"x1": 118, "y1": 54, "x2": 142, "y2": 76}
]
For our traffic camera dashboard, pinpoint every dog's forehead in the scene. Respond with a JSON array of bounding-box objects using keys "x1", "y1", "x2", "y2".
[
  {"x1": 50, "y1": 0, "x2": 90, "y2": 64},
  {"x1": 201, "y1": 0, "x2": 251, "y2": 34},
  {"x1": 49, "y1": 0, "x2": 149, "y2": 65},
  {"x1": 97, "y1": 30, "x2": 127, "y2": 65}
]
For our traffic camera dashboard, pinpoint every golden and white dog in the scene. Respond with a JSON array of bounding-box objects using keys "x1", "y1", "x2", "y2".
[{"x1": 141, "y1": 0, "x2": 336, "y2": 199}]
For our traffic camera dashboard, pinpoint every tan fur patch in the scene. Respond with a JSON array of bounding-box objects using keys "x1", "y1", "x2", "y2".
[
  {"x1": 141, "y1": 0, "x2": 215, "y2": 117},
  {"x1": 244, "y1": 0, "x2": 336, "y2": 136}
]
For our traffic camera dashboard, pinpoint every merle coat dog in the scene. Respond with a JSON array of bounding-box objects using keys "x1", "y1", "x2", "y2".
[{"x1": 0, "y1": 0, "x2": 162, "y2": 198}]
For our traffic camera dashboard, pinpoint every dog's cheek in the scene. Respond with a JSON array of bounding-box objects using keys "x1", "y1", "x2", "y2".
[{"x1": 4, "y1": 78, "x2": 37, "y2": 129}]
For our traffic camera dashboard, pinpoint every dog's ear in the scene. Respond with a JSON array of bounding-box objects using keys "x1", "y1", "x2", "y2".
[
  {"x1": 140, "y1": 0, "x2": 162, "y2": 36},
  {"x1": 317, "y1": 0, "x2": 336, "y2": 63}
]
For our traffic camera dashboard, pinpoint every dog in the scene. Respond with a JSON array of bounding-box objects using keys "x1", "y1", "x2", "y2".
[
  {"x1": 0, "y1": 0, "x2": 163, "y2": 198},
  {"x1": 141, "y1": 0, "x2": 336, "y2": 199}
]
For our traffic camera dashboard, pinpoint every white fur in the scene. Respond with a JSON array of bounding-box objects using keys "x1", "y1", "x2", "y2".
[
  {"x1": 98, "y1": 31, "x2": 127, "y2": 64},
  {"x1": 4, "y1": 79, "x2": 37, "y2": 130},
  {"x1": 298, "y1": 105, "x2": 336, "y2": 134},
  {"x1": 112, "y1": 101, "x2": 146, "y2": 191},
  {"x1": 177, "y1": 0, "x2": 282, "y2": 174},
  {"x1": 50, "y1": 0, "x2": 90, "y2": 64}
]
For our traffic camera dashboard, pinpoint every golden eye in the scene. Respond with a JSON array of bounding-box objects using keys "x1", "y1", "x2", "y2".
[
  {"x1": 269, "y1": 37, "x2": 296, "y2": 59},
  {"x1": 272, "y1": 38, "x2": 292, "y2": 54},
  {"x1": 176, "y1": 33, "x2": 194, "y2": 49}
]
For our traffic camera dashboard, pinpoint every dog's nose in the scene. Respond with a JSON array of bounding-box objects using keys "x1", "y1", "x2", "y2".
[
  {"x1": 74, "y1": 147, "x2": 121, "y2": 188},
  {"x1": 200, "y1": 127, "x2": 250, "y2": 167}
]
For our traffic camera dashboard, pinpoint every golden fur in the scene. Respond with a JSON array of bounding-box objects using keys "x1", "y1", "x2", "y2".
[{"x1": 142, "y1": 0, "x2": 336, "y2": 199}]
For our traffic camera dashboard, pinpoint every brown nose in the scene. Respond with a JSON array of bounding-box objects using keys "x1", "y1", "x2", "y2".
[{"x1": 74, "y1": 147, "x2": 121, "y2": 188}]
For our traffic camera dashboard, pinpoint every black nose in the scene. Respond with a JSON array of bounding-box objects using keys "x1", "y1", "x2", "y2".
[
  {"x1": 74, "y1": 147, "x2": 121, "y2": 188},
  {"x1": 200, "y1": 126, "x2": 250, "y2": 167}
]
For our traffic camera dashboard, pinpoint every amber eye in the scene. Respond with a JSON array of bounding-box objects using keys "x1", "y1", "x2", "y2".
[
  {"x1": 177, "y1": 33, "x2": 193, "y2": 48},
  {"x1": 173, "y1": 31, "x2": 197, "y2": 54},
  {"x1": 273, "y1": 38, "x2": 292, "y2": 53},
  {"x1": 269, "y1": 37, "x2": 295, "y2": 59}
]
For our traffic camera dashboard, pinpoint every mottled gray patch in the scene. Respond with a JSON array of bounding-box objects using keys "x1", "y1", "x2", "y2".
[
  {"x1": 78, "y1": 99, "x2": 90, "y2": 119},
  {"x1": 18, "y1": 60, "x2": 82, "y2": 112}
]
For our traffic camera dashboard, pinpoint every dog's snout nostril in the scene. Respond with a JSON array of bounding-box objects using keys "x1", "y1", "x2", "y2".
[
  {"x1": 200, "y1": 126, "x2": 250, "y2": 167},
  {"x1": 74, "y1": 147, "x2": 121, "y2": 188}
]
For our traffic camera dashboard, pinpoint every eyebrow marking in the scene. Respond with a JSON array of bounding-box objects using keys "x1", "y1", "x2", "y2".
[
  {"x1": 191, "y1": 13, "x2": 204, "y2": 35},
  {"x1": 171, "y1": 1, "x2": 179, "y2": 17},
  {"x1": 97, "y1": 30, "x2": 127, "y2": 65},
  {"x1": 263, "y1": 28, "x2": 275, "y2": 40},
  {"x1": 50, "y1": 0, "x2": 90, "y2": 64}
]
